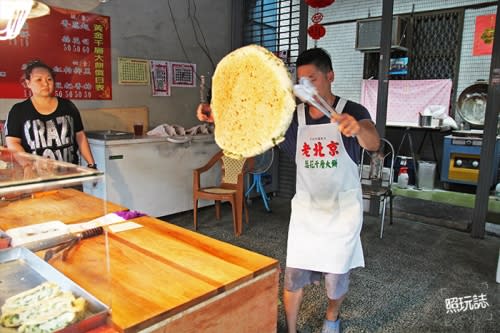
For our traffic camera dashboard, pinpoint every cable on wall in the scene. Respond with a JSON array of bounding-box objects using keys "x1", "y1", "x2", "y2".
[
  {"x1": 167, "y1": 0, "x2": 192, "y2": 65},
  {"x1": 188, "y1": 0, "x2": 216, "y2": 72}
]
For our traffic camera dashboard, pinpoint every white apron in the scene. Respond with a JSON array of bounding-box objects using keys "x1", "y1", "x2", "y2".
[{"x1": 286, "y1": 100, "x2": 364, "y2": 274}]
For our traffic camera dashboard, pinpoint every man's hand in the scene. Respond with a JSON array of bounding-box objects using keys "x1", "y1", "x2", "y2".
[
  {"x1": 331, "y1": 113, "x2": 360, "y2": 137},
  {"x1": 196, "y1": 103, "x2": 214, "y2": 123}
]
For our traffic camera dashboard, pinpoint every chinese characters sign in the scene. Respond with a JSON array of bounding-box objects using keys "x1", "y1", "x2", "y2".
[
  {"x1": 150, "y1": 60, "x2": 170, "y2": 96},
  {"x1": 301, "y1": 137, "x2": 340, "y2": 169},
  {"x1": 0, "y1": 6, "x2": 111, "y2": 100},
  {"x1": 473, "y1": 14, "x2": 496, "y2": 56}
]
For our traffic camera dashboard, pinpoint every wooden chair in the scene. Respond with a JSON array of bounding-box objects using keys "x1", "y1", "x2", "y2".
[{"x1": 193, "y1": 150, "x2": 249, "y2": 236}]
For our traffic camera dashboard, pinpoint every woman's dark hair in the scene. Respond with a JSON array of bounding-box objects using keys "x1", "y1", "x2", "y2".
[
  {"x1": 296, "y1": 48, "x2": 333, "y2": 74},
  {"x1": 23, "y1": 60, "x2": 55, "y2": 81}
]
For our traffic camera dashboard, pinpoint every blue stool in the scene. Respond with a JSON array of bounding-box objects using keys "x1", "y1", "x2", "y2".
[
  {"x1": 245, "y1": 148, "x2": 274, "y2": 212},
  {"x1": 245, "y1": 173, "x2": 271, "y2": 212}
]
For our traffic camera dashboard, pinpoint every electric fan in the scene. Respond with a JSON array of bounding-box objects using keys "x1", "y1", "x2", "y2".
[{"x1": 245, "y1": 148, "x2": 275, "y2": 212}]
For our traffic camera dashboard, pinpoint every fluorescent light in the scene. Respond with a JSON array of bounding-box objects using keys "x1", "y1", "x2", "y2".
[
  {"x1": 0, "y1": 0, "x2": 50, "y2": 41},
  {"x1": 28, "y1": 1, "x2": 50, "y2": 19}
]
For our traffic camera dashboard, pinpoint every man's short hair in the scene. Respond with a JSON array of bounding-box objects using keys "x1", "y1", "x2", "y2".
[{"x1": 296, "y1": 48, "x2": 333, "y2": 73}]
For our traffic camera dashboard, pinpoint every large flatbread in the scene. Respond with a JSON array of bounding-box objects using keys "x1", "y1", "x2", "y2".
[{"x1": 211, "y1": 45, "x2": 296, "y2": 159}]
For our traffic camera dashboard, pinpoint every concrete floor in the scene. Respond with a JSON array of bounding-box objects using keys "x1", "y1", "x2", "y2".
[{"x1": 162, "y1": 195, "x2": 500, "y2": 333}]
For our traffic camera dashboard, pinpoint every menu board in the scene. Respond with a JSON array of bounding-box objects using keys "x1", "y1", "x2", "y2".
[{"x1": 0, "y1": 6, "x2": 111, "y2": 100}]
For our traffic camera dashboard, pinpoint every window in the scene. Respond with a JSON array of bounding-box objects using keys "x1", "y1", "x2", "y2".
[{"x1": 243, "y1": 0, "x2": 302, "y2": 67}]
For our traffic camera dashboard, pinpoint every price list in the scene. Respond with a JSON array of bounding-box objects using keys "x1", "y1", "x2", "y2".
[{"x1": 0, "y1": 6, "x2": 111, "y2": 100}]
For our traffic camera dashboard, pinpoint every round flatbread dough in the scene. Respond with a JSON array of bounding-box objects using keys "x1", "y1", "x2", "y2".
[{"x1": 211, "y1": 44, "x2": 296, "y2": 159}]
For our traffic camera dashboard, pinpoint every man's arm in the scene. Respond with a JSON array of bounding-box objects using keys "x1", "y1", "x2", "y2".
[
  {"x1": 356, "y1": 119, "x2": 381, "y2": 151},
  {"x1": 331, "y1": 113, "x2": 380, "y2": 151}
]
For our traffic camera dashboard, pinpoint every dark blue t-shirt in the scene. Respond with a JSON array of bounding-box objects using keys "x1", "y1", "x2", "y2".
[{"x1": 280, "y1": 96, "x2": 372, "y2": 164}]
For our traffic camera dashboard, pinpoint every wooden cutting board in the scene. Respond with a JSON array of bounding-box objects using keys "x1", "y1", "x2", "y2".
[
  {"x1": 50, "y1": 217, "x2": 278, "y2": 331},
  {"x1": 0, "y1": 189, "x2": 125, "y2": 228}
]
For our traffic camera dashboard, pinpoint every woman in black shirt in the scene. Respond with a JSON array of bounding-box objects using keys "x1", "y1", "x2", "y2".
[{"x1": 5, "y1": 60, "x2": 96, "y2": 168}]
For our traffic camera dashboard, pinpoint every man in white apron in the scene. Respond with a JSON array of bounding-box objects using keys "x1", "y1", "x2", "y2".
[{"x1": 280, "y1": 48, "x2": 380, "y2": 333}]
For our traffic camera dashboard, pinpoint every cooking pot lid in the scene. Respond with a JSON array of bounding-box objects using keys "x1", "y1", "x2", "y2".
[{"x1": 457, "y1": 82, "x2": 488, "y2": 126}]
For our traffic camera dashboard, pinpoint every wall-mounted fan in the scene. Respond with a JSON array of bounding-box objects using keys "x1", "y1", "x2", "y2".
[{"x1": 245, "y1": 148, "x2": 275, "y2": 212}]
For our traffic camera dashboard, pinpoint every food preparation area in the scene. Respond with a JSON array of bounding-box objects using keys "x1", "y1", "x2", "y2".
[{"x1": 164, "y1": 196, "x2": 500, "y2": 333}]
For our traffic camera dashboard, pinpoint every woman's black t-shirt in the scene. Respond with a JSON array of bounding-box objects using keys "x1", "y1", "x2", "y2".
[{"x1": 5, "y1": 97, "x2": 84, "y2": 164}]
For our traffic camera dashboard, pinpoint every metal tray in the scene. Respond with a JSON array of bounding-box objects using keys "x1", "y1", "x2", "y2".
[
  {"x1": 191, "y1": 133, "x2": 215, "y2": 142},
  {"x1": 0, "y1": 247, "x2": 109, "y2": 333}
]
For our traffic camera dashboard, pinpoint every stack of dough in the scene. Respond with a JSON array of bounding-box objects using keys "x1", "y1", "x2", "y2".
[
  {"x1": 211, "y1": 44, "x2": 296, "y2": 159},
  {"x1": 1, "y1": 281, "x2": 87, "y2": 333}
]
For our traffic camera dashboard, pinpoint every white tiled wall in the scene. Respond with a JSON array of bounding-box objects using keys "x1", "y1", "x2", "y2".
[
  {"x1": 457, "y1": 6, "x2": 496, "y2": 96},
  {"x1": 315, "y1": 23, "x2": 365, "y2": 101},
  {"x1": 307, "y1": 0, "x2": 497, "y2": 104}
]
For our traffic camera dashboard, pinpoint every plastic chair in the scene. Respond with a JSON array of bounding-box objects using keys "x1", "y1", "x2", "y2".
[
  {"x1": 193, "y1": 150, "x2": 249, "y2": 236},
  {"x1": 359, "y1": 138, "x2": 395, "y2": 239}
]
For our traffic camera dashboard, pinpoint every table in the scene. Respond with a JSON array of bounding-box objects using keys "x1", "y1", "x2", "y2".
[{"x1": 388, "y1": 124, "x2": 448, "y2": 184}]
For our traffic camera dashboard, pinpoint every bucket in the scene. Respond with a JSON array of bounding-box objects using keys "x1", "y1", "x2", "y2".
[{"x1": 418, "y1": 161, "x2": 436, "y2": 190}]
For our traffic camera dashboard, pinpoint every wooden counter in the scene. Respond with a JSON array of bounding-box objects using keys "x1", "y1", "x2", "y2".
[{"x1": 0, "y1": 189, "x2": 279, "y2": 333}]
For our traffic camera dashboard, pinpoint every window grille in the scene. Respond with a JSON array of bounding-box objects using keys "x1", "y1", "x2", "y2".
[
  {"x1": 243, "y1": 0, "x2": 302, "y2": 67},
  {"x1": 363, "y1": 9, "x2": 463, "y2": 114},
  {"x1": 364, "y1": 9, "x2": 463, "y2": 83},
  {"x1": 408, "y1": 10, "x2": 463, "y2": 81}
]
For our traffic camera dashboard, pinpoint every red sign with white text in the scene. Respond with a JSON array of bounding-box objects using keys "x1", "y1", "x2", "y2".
[{"x1": 0, "y1": 6, "x2": 111, "y2": 100}]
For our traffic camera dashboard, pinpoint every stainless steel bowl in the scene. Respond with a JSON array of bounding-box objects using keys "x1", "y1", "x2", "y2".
[{"x1": 456, "y1": 82, "x2": 488, "y2": 127}]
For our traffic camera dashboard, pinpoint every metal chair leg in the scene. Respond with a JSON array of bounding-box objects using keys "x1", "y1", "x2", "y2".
[
  {"x1": 380, "y1": 197, "x2": 388, "y2": 239},
  {"x1": 389, "y1": 192, "x2": 393, "y2": 225}
]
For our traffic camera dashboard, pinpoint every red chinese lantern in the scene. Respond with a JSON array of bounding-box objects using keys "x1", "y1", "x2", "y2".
[
  {"x1": 308, "y1": 23, "x2": 326, "y2": 40},
  {"x1": 305, "y1": 0, "x2": 334, "y2": 42},
  {"x1": 305, "y1": 0, "x2": 335, "y2": 8}
]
